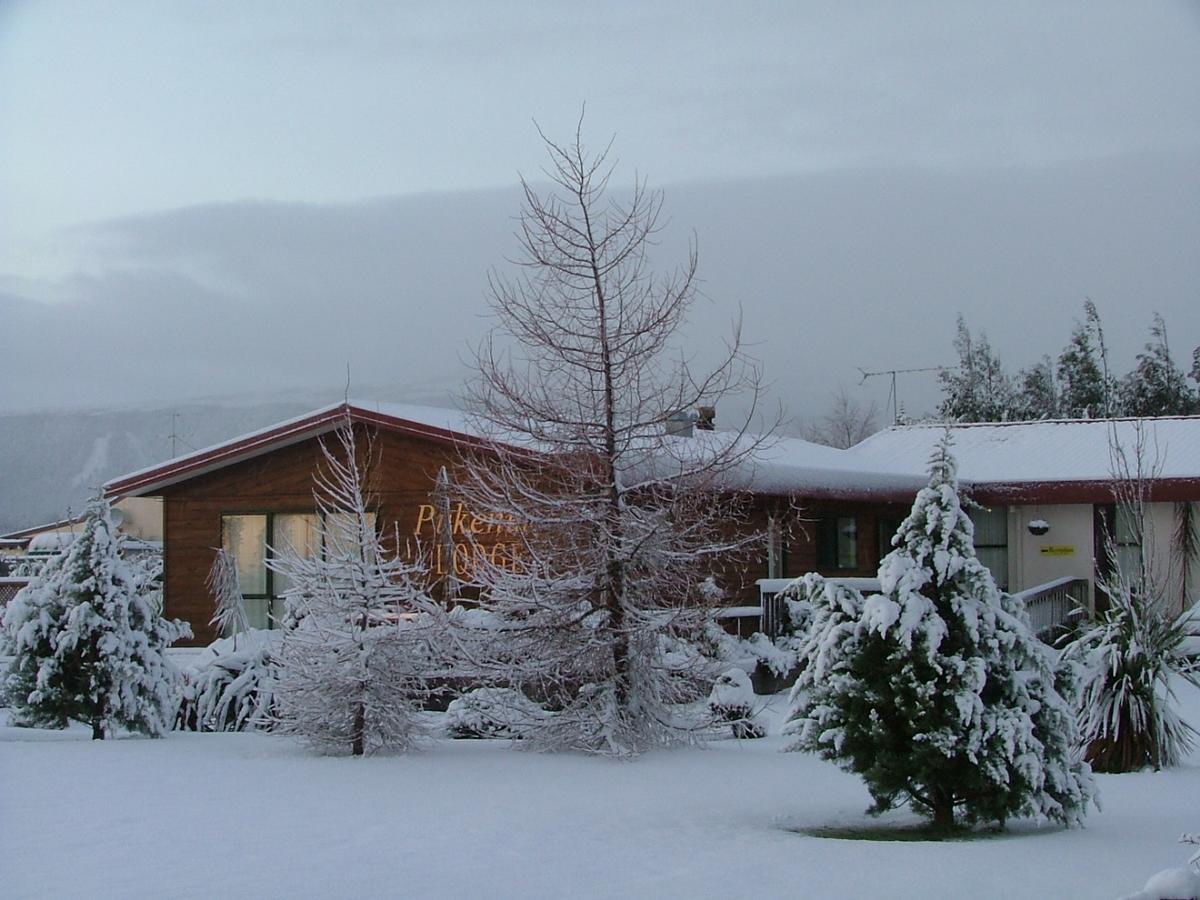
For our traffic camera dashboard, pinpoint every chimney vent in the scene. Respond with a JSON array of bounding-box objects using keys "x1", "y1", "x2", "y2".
[{"x1": 666, "y1": 409, "x2": 699, "y2": 437}]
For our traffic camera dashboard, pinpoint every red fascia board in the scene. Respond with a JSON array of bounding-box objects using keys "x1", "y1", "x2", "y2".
[
  {"x1": 103, "y1": 405, "x2": 512, "y2": 499},
  {"x1": 969, "y1": 477, "x2": 1200, "y2": 506}
]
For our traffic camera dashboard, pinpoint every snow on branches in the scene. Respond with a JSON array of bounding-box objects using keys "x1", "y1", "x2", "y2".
[
  {"x1": 268, "y1": 417, "x2": 448, "y2": 756},
  {"x1": 786, "y1": 433, "x2": 1096, "y2": 830},
  {"x1": 455, "y1": 119, "x2": 769, "y2": 756}
]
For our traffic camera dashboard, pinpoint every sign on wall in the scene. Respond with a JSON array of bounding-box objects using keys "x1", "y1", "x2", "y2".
[{"x1": 1038, "y1": 545, "x2": 1076, "y2": 557}]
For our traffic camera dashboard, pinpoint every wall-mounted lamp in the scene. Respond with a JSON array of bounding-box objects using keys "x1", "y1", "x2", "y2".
[{"x1": 1027, "y1": 518, "x2": 1050, "y2": 536}]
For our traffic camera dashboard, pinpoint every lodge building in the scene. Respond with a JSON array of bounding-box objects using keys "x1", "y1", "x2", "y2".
[{"x1": 95, "y1": 402, "x2": 1200, "y2": 646}]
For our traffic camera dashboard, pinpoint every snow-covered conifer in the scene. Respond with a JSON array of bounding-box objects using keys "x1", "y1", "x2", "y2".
[
  {"x1": 2, "y1": 495, "x2": 190, "y2": 738},
  {"x1": 1057, "y1": 313, "x2": 1111, "y2": 418},
  {"x1": 937, "y1": 316, "x2": 1016, "y2": 422},
  {"x1": 269, "y1": 418, "x2": 446, "y2": 756},
  {"x1": 787, "y1": 435, "x2": 1096, "y2": 830},
  {"x1": 1121, "y1": 313, "x2": 1198, "y2": 417}
]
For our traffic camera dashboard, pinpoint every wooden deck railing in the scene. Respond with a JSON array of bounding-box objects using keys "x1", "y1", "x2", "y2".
[{"x1": 1013, "y1": 576, "x2": 1090, "y2": 638}]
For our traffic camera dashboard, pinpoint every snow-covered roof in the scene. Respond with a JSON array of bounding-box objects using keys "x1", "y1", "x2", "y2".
[
  {"x1": 103, "y1": 402, "x2": 1200, "y2": 505},
  {"x1": 847, "y1": 417, "x2": 1200, "y2": 486},
  {"x1": 739, "y1": 434, "x2": 926, "y2": 499},
  {"x1": 104, "y1": 401, "x2": 503, "y2": 498}
]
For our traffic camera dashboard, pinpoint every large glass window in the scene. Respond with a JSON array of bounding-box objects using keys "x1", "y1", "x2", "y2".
[
  {"x1": 816, "y1": 516, "x2": 858, "y2": 570},
  {"x1": 220, "y1": 511, "x2": 353, "y2": 631},
  {"x1": 969, "y1": 505, "x2": 1008, "y2": 590}
]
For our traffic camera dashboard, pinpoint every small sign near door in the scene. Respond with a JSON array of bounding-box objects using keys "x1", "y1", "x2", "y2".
[{"x1": 1039, "y1": 545, "x2": 1075, "y2": 557}]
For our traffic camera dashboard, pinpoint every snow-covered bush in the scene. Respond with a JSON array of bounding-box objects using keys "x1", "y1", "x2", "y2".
[
  {"x1": 707, "y1": 668, "x2": 764, "y2": 739},
  {"x1": 1065, "y1": 588, "x2": 1199, "y2": 773},
  {"x1": 269, "y1": 420, "x2": 448, "y2": 756},
  {"x1": 444, "y1": 687, "x2": 548, "y2": 739},
  {"x1": 178, "y1": 630, "x2": 279, "y2": 732},
  {"x1": 787, "y1": 435, "x2": 1096, "y2": 831},
  {"x1": 1119, "y1": 833, "x2": 1200, "y2": 900},
  {"x1": 2, "y1": 495, "x2": 190, "y2": 739}
]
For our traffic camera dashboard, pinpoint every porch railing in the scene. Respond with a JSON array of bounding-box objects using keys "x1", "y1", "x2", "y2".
[
  {"x1": 1013, "y1": 576, "x2": 1090, "y2": 639},
  {"x1": 756, "y1": 577, "x2": 881, "y2": 638}
]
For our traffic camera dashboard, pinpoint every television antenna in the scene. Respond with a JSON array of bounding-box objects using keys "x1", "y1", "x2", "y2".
[{"x1": 857, "y1": 365, "x2": 946, "y2": 425}]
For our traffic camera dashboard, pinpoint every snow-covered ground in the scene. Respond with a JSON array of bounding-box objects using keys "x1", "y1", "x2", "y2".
[{"x1": 2, "y1": 686, "x2": 1198, "y2": 900}]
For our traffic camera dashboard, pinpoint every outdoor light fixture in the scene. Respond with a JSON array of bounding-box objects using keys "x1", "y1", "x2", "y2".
[{"x1": 1027, "y1": 518, "x2": 1050, "y2": 536}]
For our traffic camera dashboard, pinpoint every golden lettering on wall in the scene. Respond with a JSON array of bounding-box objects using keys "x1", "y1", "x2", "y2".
[{"x1": 412, "y1": 501, "x2": 522, "y2": 577}]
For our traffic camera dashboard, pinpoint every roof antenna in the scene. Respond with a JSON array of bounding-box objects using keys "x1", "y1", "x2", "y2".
[
  {"x1": 858, "y1": 364, "x2": 945, "y2": 426},
  {"x1": 344, "y1": 363, "x2": 352, "y2": 406}
]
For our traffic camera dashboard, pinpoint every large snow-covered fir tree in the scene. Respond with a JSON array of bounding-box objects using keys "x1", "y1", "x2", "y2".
[
  {"x1": 456, "y1": 120, "x2": 766, "y2": 756},
  {"x1": 269, "y1": 419, "x2": 447, "y2": 756},
  {"x1": 787, "y1": 435, "x2": 1096, "y2": 830},
  {"x1": 2, "y1": 495, "x2": 189, "y2": 739}
]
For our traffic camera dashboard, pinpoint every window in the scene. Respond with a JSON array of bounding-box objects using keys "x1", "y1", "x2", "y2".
[
  {"x1": 876, "y1": 516, "x2": 902, "y2": 564},
  {"x1": 969, "y1": 505, "x2": 1008, "y2": 590},
  {"x1": 1096, "y1": 504, "x2": 1141, "y2": 583},
  {"x1": 220, "y1": 511, "x2": 369, "y2": 630},
  {"x1": 816, "y1": 516, "x2": 858, "y2": 570}
]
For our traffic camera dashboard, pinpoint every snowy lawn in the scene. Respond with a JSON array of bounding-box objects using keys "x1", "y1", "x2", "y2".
[{"x1": 3, "y1": 686, "x2": 1199, "y2": 900}]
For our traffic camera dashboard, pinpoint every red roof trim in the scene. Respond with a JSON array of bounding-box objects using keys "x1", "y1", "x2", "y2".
[
  {"x1": 969, "y1": 477, "x2": 1200, "y2": 505},
  {"x1": 103, "y1": 404, "x2": 507, "y2": 499}
]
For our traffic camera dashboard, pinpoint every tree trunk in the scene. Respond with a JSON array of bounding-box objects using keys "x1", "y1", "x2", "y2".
[
  {"x1": 91, "y1": 720, "x2": 104, "y2": 740},
  {"x1": 352, "y1": 701, "x2": 365, "y2": 757},
  {"x1": 930, "y1": 790, "x2": 956, "y2": 832}
]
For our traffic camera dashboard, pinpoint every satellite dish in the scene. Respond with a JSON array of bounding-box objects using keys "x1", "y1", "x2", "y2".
[{"x1": 110, "y1": 508, "x2": 127, "y2": 527}]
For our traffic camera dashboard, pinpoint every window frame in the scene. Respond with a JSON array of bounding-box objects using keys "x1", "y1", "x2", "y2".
[{"x1": 220, "y1": 509, "x2": 376, "y2": 629}]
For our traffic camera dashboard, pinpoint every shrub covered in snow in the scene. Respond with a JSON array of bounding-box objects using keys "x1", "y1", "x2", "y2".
[
  {"x1": 1119, "y1": 833, "x2": 1200, "y2": 900},
  {"x1": 707, "y1": 668, "x2": 764, "y2": 739},
  {"x1": 1064, "y1": 580, "x2": 1200, "y2": 773},
  {"x1": 787, "y1": 435, "x2": 1096, "y2": 831},
  {"x1": 444, "y1": 687, "x2": 548, "y2": 739},
  {"x1": 178, "y1": 630, "x2": 280, "y2": 732},
  {"x1": 2, "y1": 495, "x2": 190, "y2": 739}
]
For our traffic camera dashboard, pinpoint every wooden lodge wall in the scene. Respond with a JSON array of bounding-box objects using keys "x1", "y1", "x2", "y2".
[
  {"x1": 159, "y1": 426, "x2": 508, "y2": 645},
  {"x1": 157, "y1": 422, "x2": 914, "y2": 645}
]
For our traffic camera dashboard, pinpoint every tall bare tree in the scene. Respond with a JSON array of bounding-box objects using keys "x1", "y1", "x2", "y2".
[{"x1": 457, "y1": 119, "x2": 769, "y2": 755}]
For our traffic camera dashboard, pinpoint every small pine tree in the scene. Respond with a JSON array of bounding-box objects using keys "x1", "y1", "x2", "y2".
[
  {"x1": 2, "y1": 496, "x2": 190, "y2": 739},
  {"x1": 269, "y1": 418, "x2": 446, "y2": 756},
  {"x1": 787, "y1": 435, "x2": 1095, "y2": 830},
  {"x1": 938, "y1": 316, "x2": 1015, "y2": 422},
  {"x1": 1121, "y1": 313, "x2": 1198, "y2": 417}
]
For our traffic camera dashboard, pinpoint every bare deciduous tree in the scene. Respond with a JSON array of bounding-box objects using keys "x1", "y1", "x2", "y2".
[
  {"x1": 456, "y1": 119, "x2": 771, "y2": 756},
  {"x1": 803, "y1": 384, "x2": 880, "y2": 448}
]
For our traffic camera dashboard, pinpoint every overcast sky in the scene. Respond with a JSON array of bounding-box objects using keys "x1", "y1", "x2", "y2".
[{"x1": 2, "y1": 1, "x2": 1198, "y2": 424}]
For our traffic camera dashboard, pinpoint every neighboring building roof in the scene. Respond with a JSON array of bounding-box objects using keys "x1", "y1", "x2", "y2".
[
  {"x1": 1, "y1": 515, "x2": 82, "y2": 541},
  {"x1": 846, "y1": 417, "x2": 1200, "y2": 502}
]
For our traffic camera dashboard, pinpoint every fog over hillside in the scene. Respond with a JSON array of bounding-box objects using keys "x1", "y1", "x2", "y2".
[{"x1": 0, "y1": 395, "x2": 374, "y2": 533}]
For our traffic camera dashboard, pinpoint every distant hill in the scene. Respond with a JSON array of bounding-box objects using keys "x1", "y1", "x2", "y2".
[{"x1": 0, "y1": 390, "x2": 456, "y2": 533}]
